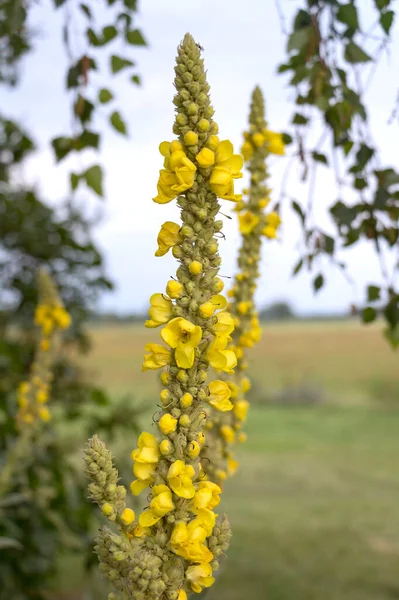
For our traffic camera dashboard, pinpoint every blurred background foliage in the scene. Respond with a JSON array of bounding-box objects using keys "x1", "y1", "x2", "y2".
[{"x1": 0, "y1": 0, "x2": 148, "y2": 598}]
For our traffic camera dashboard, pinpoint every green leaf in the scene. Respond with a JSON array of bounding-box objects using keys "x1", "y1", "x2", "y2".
[
  {"x1": 343, "y1": 140, "x2": 354, "y2": 156},
  {"x1": 344, "y1": 41, "x2": 372, "y2": 63},
  {"x1": 126, "y1": 28, "x2": 147, "y2": 45},
  {"x1": 312, "y1": 151, "x2": 328, "y2": 165},
  {"x1": 110, "y1": 111, "x2": 127, "y2": 135},
  {"x1": 98, "y1": 88, "x2": 114, "y2": 103},
  {"x1": 383, "y1": 326, "x2": 399, "y2": 349},
  {"x1": 84, "y1": 165, "x2": 103, "y2": 197},
  {"x1": 74, "y1": 96, "x2": 94, "y2": 123},
  {"x1": 111, "y1": 54, "x2": 134, "y2": 73},
  {"x1": 354, "y1": 177, "x2": 367, "y2": 190},
  {"x1": 131, "y1": 74, "x2": 141, "y2": 85},
  {"x1": 124, "y1": 0, "x2": 137, "y2": 7},
  {"x1": 375, "y1": 0, "x2": 391, "y2": 10},
  {"x1": 292, "y1": 200, "x2": 305, "y2": 224},
  {"x1": 282, "y1": 133, "x2": 293, "y2": 145},
  {"x1": 374, "y1": 187, "x2": 390, "y2": 208},
  {"x1": 362, "y1": 306, "x2": 377, "y2": 323},
  {"x1": 287, "y1": 27, "x2": 311, "y2": 52},
  {"x1": 337, "y1": 4, "x2": 359, "y2": 30},
  {"x1": 79, "y1": 3, "x2": 92, "y2": 18},
  {"x1": 367, "y1": 285, "x2": 381, "y2": 302},
  {"x1": 323, "y1": 235, "x2": 335, "y2": 254},
  {"x1": 102, "y1": 25, "x2": 118, "y2": 44},
  {"x1": 384, "y1": 295, "x2": 399, "y2": 328},
  {"x1": 76, "y1": 130, "x2": 100, "y2": 150},
  {"x1": 86, "y1": 27, "x2": 100, "y2": 46},
  {"x1": 356, "y1": 144, "x2": 375, "y2": 170},
  {"x1": 51, "y1": 136, "x2": 74, "y2": 162},
  {"x1": 70, "y1": 172, "x2": 80, "y2": 191},
  {"x1": 292, "y1": 113, "x2": 309, "y2": 125},
  {"x1": 294, "y1": 9, "x2": 312, "y2": 29},
  {"x1": 293, "y1": 258, "x2": 303, "y2": 275},
  {"x1": 313, "y1": 274, "x2": 324, "y2": 293},
  {"x1": 330, "y1": 201, "x2": 358, "y2": 226},
  {"x1": 380, "y1": 10, "x2": 395, "y2": 34}
]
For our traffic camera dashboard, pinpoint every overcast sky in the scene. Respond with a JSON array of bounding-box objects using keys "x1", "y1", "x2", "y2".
[{"x1": 5, "y1": 0, "x2": 399, "y2": 314}]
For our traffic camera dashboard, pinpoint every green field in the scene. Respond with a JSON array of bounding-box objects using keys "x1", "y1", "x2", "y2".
[{"x1": 62, "y1": 321, "x2": 399, "y2": 599}]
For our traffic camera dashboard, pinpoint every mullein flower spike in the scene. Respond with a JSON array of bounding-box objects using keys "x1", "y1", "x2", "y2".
[
  {"x1": 203, "y1": 86, "x2": 285, "y2": 484},
  {"x1": 85, "y1": 34, "x2": 238, "y2": 599},
  {"x1": 16, "y1": 269, "x2": 70, "y2": 427}
]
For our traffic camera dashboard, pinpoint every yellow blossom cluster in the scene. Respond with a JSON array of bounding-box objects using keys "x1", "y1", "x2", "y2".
[
  {"x1": 203, "y1": 86, "x2": 284, "y2": 485},
  {"x1": 16, "y1": 270, "x2": 70, "y2": 426},
  {"x1": 84, "y1": 34, "x2": 238, "y2": 600},
  {"x1": 241, "y1": 127, "x2": 285, "y2": 162}
]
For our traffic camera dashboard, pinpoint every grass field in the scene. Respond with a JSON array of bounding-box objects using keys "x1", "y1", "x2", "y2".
[{"x1": 62, "y1": 321, "x2": 399, "y2": 600}]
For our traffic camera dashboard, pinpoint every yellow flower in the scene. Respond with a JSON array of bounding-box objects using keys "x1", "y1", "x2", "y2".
[
  {"x1": 206, "y1": 134, "x2": 219, "y2": 150},
  {"x1": 187, "y1": 440, "x2": 200, "y2": 458},
  {"x1": 155, "y1": 221, "x2": 182, "y2": 257},
  {"x1": 207, "y1": 336, "x2": 237, "y2": 374},
  {"x1": 234, "y1": 399, "x2": 249, "y2": 422},
  {"x1": 170, "y1": 519, "x2": 214, "y2": 564},
  {"x1": 120, "y1": 508, "x2": 135, "y2": 526},
  {"x1": 130, "y1": 478, "x2": 152, "y2": 496},
  {"x1": 166, "y1": 280, "x2": 183, "y2": 299},
  {"x1": 199, "y1": 295, "x2": 227, "y2": 318},
  {"x1": 263, "y1": 225, "x2": 277, "y2": 239},
  {"x1": 177, "y1": 590, "x2": 187, "y2": 600},
  {"x1": 266, "y1": 211, "x2": 282, "y2": 228},
  {"x1": 211, "y1": 311, "x2": 235, "y2": 336},
  {"x1": 153, "y1": 143, "x2": 197, "y2": 204},
  {"x1": 168, "y1": 460, "x2": 195, "y2": 499},
  {"x1": 241, "y1": 140, "x2": 253, "y2": 162},
  {"x1": 161, "y1": 317, "x2": 202, "y2": 369},
  {"x1": 258, "y1": 197, "x2": 270, "y2": 208},
  {"x1": 160, "y1": 439, "x2": 174, "y2": 455},
  {"x1": 159, "y1": 413, "x2": 178, "y2": 434},
  {"x1": 38, "y1": 406, "x2": 51, "y2": 422},
  {"x1": 227, "y1": 454, "x2": 239, "y2": 475},
  {"x1": 215, "y1": 140, "x2": 243, "y2": 177},
  {"x1": 263, "y1": 130, "x2": 285, "y2": 155},
  {"x1": 220, "y1": 425, "x2": 235, "y2": 443},
  {"x1": 196, "y1": 147, "x2": 215, "y2": 168},
  {"x1": 145, "y1": 293, "x2": 173, "y2": 328},
  {"x1": 192, "y1": 481, "x2": 221, "y2": 511},
  {"x1": 227, "y1": 381, "x2": 240, "y2": 399},
  {"x1": 139, "y1": 484, "x2": 175, "y2": 527},
  {"x1": 237, "y1": 301, "x2": 252, "y2": 315},
  {"x1": 186, "y1": 563, "x2": 215, "y2": 593},
  {"x1": 207, "y1": 380, "x2": 233, "y2": 411},
  {"x1": 142, "y1": 344, "x2": 172, "y2": 371},
  {"x1": 239, "y1": 211, "x2": 260, "y2": 235},
  {"x1": 184, "y1": 130, "x2": 198, "y2": 145},
  {"x1": 241, "y1": 376, "x2": 251, "y2": 393},
  {"x1": 133, "y1": 524, "x2": 149, "y2": 538},
  {"x1": 252, "y1": 132, "x2": 265, "y2": 147},
  {"x1": 189, "y1": 260, "x2": 203, "y2": 275},
  {"x1": 238, "y1": 432, "x2": 247, "y2": 443},
  {"x1": 36, "y1": 389, "x2": 48, "y2": 404},
  {"x1": 180, "y1": 392, "x2": 193, "y2": 408},
  {"x1": 131, "y1": 432, "x2": 159, "y2": 488},
  {"x1": 210, "y1": 167, "x2": 241, "y2": 202}
]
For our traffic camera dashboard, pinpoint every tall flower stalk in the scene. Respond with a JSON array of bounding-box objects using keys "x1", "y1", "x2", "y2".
[
  {"x1": 203, "y1": 86, "x2": 285, "y2": 485},
  {"x1": 16, "y1": 269, "x2": 71, "y2": 427},
  {"x1": 0, "y1": 269, "x2": 70, "y2": 497},
  {"x1": 84, "y1": 33, "x2": 244, "y2": 599}
]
